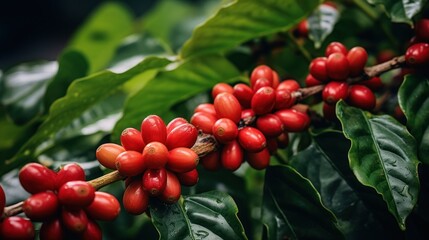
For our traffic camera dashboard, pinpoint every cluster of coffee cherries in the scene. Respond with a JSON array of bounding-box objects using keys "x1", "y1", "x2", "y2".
[
  {"x1": 405, "y1": 18, "x2": 429, "y2": 67},
  {"x1": 191, "y1": 65, "x2": 310, "y2": 171},
  {"x1": 305, "y1": 41, "x2": 381, "y2": 120},
  {"x1": 96, "y1": 115, "x2": 199, "y2": 215},
  {"x1": 0, "y1": 162, "x2": 120, "y2": 240}
]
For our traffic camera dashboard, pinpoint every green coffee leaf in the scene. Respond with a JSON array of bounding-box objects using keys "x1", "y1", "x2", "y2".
[
  {"x1": 398, "y1": 74, "x2": 429, "y2": 165},
  {"x1": 180, "y1": 0, "x2": 321, "y2": 59},
  {"x1": 336, "y1": 101, "x2": 420, "y2": 230},
  {"x1": 151, "y1": 191, "x2": 247, "y2": 240},
  {"x1": 262, "y1": 165, "x2": 343, "y2": 240},
  {"x1": 308, "y1": 3, "x2": 340, "y2": 48},
  {"x1": 367, "y1": 0, "x2": 427, "y2": 24}
]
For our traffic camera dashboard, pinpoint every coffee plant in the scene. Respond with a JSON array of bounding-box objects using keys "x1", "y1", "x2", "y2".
[{"x1": 1, "y1": 0, "x2": 429, "y2": 239}]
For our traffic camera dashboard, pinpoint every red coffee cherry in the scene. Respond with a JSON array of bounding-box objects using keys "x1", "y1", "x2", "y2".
[
  {"x1": 0, "y1": 217, "x2": 35, "y2": 240},
  {"x1": 347, "y1": 85, "x2": 376, "y2": 110},
  {"x1": 272, "y1": 70, "x2": 280, "y2": 89},
  {"x1": 246, "y1": 148, "x2": 271, "y2": 170},
  {"x1": 221, "y1": 140, "x2": 244, "y2": 171},
  {"x1": 266, "y1": 138, "x2": 278, "y2": 154},
  {"x1": 347, "y1": 46, "x2": 368, "y2": 77},
  {"x1": 212, "y1": 82, "x2": 234, "y2": 99},
  {"x1": 123, "y1": 179, "x2": 149, "y2": 215},
  {"x1": 241, "y1": 108, "x2": 256, "y2": 120},
  {"x1": 142, "y1": 168, "x2": 167, "y2": 196},
  {"x1": 58, "y1": 180, "x2": 95, "y2": 208},
  {"x1": 61, "y1": 208, "x2": 88, "y2": 233},
  {"x1": 167, "y1": 148, "x2": 199, "y2": 173},
  {"x1": 160, "y1": 170, "x2": 181, "y2": 204},
  {"x1": 251, "y1": 86, "x2": 276, "y2": 115},
  {"x1": 96, "y1": 143, "x2": 125, "y2": 170},
  {"x1": 176, "y1": 169, "x2": 199, "y2": 186},
  {"x1": 275, "y1": 109, "x2": 310, "y2": 132},
  {"x1": 194, "y1": 103, "x2": 217, "y2": 117},
  {"x1": 142, "y1": 142, "x2": 169, "y2": 169},
  {"x1": 325, "y1": 41, "x2": 348, "y2": 57},
  {"x1": 309, "y1": 57, "x2": 329, "y2": 82},
  {"x1": 376, "y1": 49, "x2": 395, "y2": 63},
  {"x1": 190, "y1": 111, "x2": 217, "y2": 134},
  {"x1": 141, "y1": 115, "x2": 167, "y2": 144},
  {"x1": 82, "y1": 220, "x2": 102, "y2": 240},
  {"x1": 40, "y1": 218, "x2": 64, "y2": 240},
  {"x1": 405, "y1": 43, "x2": 429, "y2": 66},
  {"x1": 212, "y1": 118, "x2": 238, "y2": 143},
  {"x1": 200, "y1": 151, "x2": 221, "y2": 171},
  {"x1": 19, "y1": 163, "x2": 57, "y2": 194},
  {"x1": 327, "y1": 52, "x2": 350, "y2": 81},
  {"x1": 167, "y1": 117, "x2": 189, "y2": 134},
  {"x1": 277, "y1": 132, "x2": 289, "y2": 149},
  {"x1": 305, "y1": 74, "x2": 323, "y2": 87},
  {"x1": 277, "y1": 79, "x2": 300, "y2": 92},
  {"x1": 166, "y1": 123, "x2": 198, "y2": 149},
  {"x1": 56, "y1": 163, "x2": 86, "y2": 190},
  {"x1": 274, "y1": 89, "x2": 296, "y2": 110},
  {"x1": 120, "y1": 128, "x2": 145, "y2": 152},
  {"x1": 253, "y1": 78, "x2": 272, "y2": 91},
  {"x1": 0, "y1": 185, "x2": 5, "y2": 216},
  {"x1": 415, "y1": 18, "x2": 429, "y2": 42},
  {"x1": 116, "y1": 151, "x2": 146, "y2": 176},
  {"x1": 361, "y1": 76, "x2": 383, "y2": 91},
  {"x1": 323, "y1": 103, "x2": 337, "y2": 121},
  {"x1": 250, "y1": 65, "x2": 274, "y2": 88},
  {"x1": 256, "y1": 114, "x2": 284, "y2": 137},
  {"x1": 23, "y1": 191, "x2": 59, "y2": 221},
  {"x1": 322, "y1": 81, "x2": 349, "y2": 105},
  {"x1": 233, "y1": 83, "x2": 254, "y2": 108},
  {"x1": 214, "y1": 92, "x2": 242, "y2": 123},
  {"x1": 238, "y1": 127, "x2": 266, "y2": 153},
  {"x1": 296, "y1": 19, "x2": 309, "y2": 38},
  {"x1": 85, "y1": 191, "x2": 121, "y2": 221}
]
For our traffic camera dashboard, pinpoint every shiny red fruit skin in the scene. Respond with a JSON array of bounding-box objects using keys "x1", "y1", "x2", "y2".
[
  {"x1": 212, "y1": 82, "x2": 234, "y2": 99},
  {"x1": 221, "y1": 140, "x2": 244, "y2": 171},
  {"x1": 323, "y1": 103, "x2": 337, "y2": 121},
  {"x1": 141, "y1": 115, "x2": 167, "y2": 144},
  {"x1": 405, "y1": 43, "x2": 429, "y2": 66},
  {"x1": 0, "y1": 217, "x2": 35, "y2": 240},
  {"x1": 233, "y1": 83, "x2": 254, "y2": 108},
  {"x1": 167, "y1": 148, "x2": 199, "y2": 173},
  {"x1": 275, "y1": 109, "x2": 310, "y2": 132},
  {"x1": 40, "y1": 218, "x2": 64, "y2": 240},
  {"x1": 347, "y1": 47, "x2": 368, "y2": 77},
  {"x1": 214, "y1": 92, "x2": 242, "y2": 123},
  {"x1": 56, "y1": 163, "x2": 86, "y2": 190},
  {"x1": 327, "y1": 52, "x2": 350, "y2": 81},
  {"x1": 272, "y1": 70, "x2": 280, "y2": 89},
  {"x1": 251, "y1": 86, "x2": 276, "y2": 115},
  {"x1": 166, "y1": 123, "x2": 198, "y2": 149},
  {"x1": 322, "y1": 81, "x2": 349, "y2": 105},
  {"x1": 256, "y1": 114, "x2": 284, "y2": 137},
  {"x1": 325, "y1": 41, "x2": 348, "y2": 57},
  {"x1": 23, "y1": 191, "x2": 59, "y2": 221},
  {"x1": 120, "y1": 128, "x2": 145, "y2": 152},
  {"x1": 274, "y1": 89, "x2": 296, "y2": 110},
  {"x1": 85, "y1": 191, "x2": 120, "y2": 221},
  {"x1": 200, "y1": 151, "x2": 221, "y2": 171},
  {"x1": 96, "y1": 143, "x2": 125, "y2": 170},
  {"x1": 61, "y1": 208, "x2": 88, "y2": 233},
  {"x1": 58, "y1": 180, "x2": 95, "y2": 208},
  {"x1": 0, "y1": 185, "x2": 5, "y2": 216},
  {"x1": 142, "y1": 168, "x2": 167, "y2": 196},
  {"x1": 116, "y1": 151, "x2": 146, "y2": 176},
  {"x1": 296, "y1": 20, "x2": 308, "y2": 38},
  {"x1": 142, "y1": 142, "x2": 169, "y2": 169},
  {"x1": 212, "y1": 118, "x2": 238, "y2": 143},
  {"x1": 238, "y1": 127, "x2": 266, "y2": 153},
  {"x1": 190, "y1": 111, "x2": 217, "y2": 134},
  {"x1": 253, "y1": 78, "x2": 272, "y2": 91},
  {"x1": 361, "y1": 76, "x2": 383, "y2": 91},
  {"x1": 347, "y1": 85, "x2": 376, "y2": 110},
  {"x1": 82, "y1": 220, "x2": 102, "y2": 240},
  {"x1": 241, "y1": 108, "x2": 255, "y2": 120},
  {"x1": 309, "y1": 57, "x2": 329, "y2": 82},
  {"x1": 277, "y1": 79, "x2": 300, "y2": 92},
  {"x1": 250, "y1": 65, "x2": 273, "y2": 88},
  {"x1": 167, "y1": 117, "x2": 189, "y2": 134},
  {"x1": 193, "y1": 104, "x2": 217, "y2": 117},
  {"x1": 415, "y1": 19, "x2": 429, "y2": 42},
  {"x1": 176, "y1": 169, "x2": 199, "y2": 186},
  {"x1": 160, "y1": 170, "x2": 181, "y2": 204},
  {"x1": 123, "y1": 179, "x2": 149, "y2": 215},
  {"x1": 305, "y1": 74, "x2": 323, "y2": 87},
  {"x1": 246, "y1": 148, "x2": 271, "y2": 170},
  {"x1": 19, "y1": 163, "x2": 57, "y2": 194}
]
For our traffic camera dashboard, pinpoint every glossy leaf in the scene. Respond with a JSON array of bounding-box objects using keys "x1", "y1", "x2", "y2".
[
  {"x1": 180, "y1": 0, "x2": 321, "y2": 59},
  {"x1": 1, "y1": 57, "x2": 171, "y2": 175},
  {"x1": 262, "y1": 165, "x2": 343, "y2": 240},
  {"x1": 367, "y1": 0, "x2": 427, "y2": 24},
  {"x1": 336, "y1": 101, "x2": 420, "y2": 230},
  {"x1": 398, "y1": 74, "x2": 429, "y2": 165},
  {"x1": 308, "y1": 3, "x2": 340, "y2": 48},
  {"x1": 0, "y1": 61, "x2": 57, "y2": 124},
  {"x1": 113, "y1": 55, "x2": 241, "y2": 141},
  {"x1": 151, "y1": 191, "x2": 247, "y2": 240}
]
